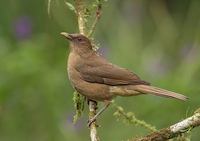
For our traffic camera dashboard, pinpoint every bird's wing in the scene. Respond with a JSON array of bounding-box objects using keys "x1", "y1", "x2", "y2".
[{"x1": 76, "y1": 55, "x2": 150, "y2": 86}]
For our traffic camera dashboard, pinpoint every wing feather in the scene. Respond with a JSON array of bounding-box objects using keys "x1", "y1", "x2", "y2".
[{"x1": 76, "y1": 54, "x2": 150, "y2": 86}]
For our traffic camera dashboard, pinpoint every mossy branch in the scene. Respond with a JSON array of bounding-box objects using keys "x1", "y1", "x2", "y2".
[
  {"x1": 132, "y1": 108, "x2": 200, "y2": 141},
  {"x1": 113, "y1": 104, "x2": 157, "y2": 132}
]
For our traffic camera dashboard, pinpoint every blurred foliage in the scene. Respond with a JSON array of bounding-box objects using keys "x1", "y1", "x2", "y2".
[{"x1": 0, "y1": 0, "x2": 200, "y2": 141}]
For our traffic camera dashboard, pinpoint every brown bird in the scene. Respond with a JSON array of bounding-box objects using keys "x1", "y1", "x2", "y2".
[{"x1": 61, "y1": 32, "x2": 187, "y2": 124}]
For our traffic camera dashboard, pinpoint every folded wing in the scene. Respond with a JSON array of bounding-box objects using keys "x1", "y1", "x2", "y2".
[{"x1": 76, "y1": 55, "x2": 150, "y2": 86}]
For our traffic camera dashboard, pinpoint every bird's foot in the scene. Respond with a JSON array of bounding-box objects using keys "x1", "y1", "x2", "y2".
[
  {"x1": 87, "y1": 100, "x2": 112, "y2": 127},
  {"x1": 87, "y1": 118, "x2": 98, "y2": 127}
]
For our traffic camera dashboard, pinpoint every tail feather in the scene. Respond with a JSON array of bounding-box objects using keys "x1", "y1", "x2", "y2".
[{"x1": 134, "y1": 85, "x2": 188, "y2": 101}]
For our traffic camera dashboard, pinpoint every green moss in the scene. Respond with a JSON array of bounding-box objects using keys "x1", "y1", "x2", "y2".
[{"x1": 73, "y1": 91, "x2": 85, "y2": 124}]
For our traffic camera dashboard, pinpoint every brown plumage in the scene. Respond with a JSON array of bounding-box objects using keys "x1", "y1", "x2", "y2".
[{"x1": 61, "y1": 32, "x2": 188, "y2": 102}]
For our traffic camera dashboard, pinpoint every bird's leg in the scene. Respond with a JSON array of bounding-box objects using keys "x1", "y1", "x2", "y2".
[{"x1": 87, "y1": 100, "x2": 111, "y2": 127}]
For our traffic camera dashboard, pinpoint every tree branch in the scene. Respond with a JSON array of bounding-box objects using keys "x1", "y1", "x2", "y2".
[
  {"x1": 89, "y1": 101, "x2": 100, "y2": 141},
  {"x1": 133, "y1": 109, "x2": 200, "y2": 141},
  {"x1": 113, "y1": 105, "x2": 157, "y2": 132},
  {"x1": 74, "y1": 1, "x2": 100, "y2": 141},
  {"x1": 87, "y1": 2, "x2": 102, "y2": 37},
  {"x1": 74, "y1": 0, "x2": 86, "y2": 34}
]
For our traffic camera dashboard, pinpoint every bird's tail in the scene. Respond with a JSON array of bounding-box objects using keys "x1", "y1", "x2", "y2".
[{"x1": 134, "y1": 85, "x2": 188, "y2": 101}]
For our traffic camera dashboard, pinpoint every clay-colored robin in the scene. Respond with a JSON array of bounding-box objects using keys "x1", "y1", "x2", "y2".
[{"x1": 61, "y1": 32, "x2": 187, "y2": 124}]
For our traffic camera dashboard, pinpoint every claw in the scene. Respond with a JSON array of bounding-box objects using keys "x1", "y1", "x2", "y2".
[
  {"x1": 87, "y1": 118, "x2": 98, "y2": 127},
  {"x1": 87, "y1": 100, "x2": 111, "y2": 127}
]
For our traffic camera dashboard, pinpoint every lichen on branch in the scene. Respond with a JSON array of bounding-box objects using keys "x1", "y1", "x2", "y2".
[{"x1": 133, "y1": 108, "x2": 200, "y2": 141}]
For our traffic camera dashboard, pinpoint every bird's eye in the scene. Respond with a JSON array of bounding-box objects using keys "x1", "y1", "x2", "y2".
[{"x1": 77, "y1": 38, "x2": 83, "y2": 42}]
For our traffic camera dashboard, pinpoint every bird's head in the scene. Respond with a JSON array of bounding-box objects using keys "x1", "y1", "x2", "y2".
[{"x1": 60, "y1": 32, "x2": 93, "y2": 53}]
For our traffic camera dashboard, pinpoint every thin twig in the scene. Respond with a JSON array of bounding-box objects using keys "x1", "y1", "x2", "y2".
[
  {"x1": 88, "y1": 3, "x2": 102, "y2": 37},
  {"x1": 74, "y1": 0, "x2": 100, "y2": 141},
  {"x1": 47, "y1": 0, "x2": 51, "y2": 16},
  {"x1": 133, "y1": 109, "x2": 200, "y2": 141}
]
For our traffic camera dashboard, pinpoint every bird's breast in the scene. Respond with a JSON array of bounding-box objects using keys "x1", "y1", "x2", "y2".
[
  {"x1": 67, "y1": 52, "x2": 81, "y2": 83},
  {"x1": 67, "y1": 52, "x2": 114, "y2": 101}
]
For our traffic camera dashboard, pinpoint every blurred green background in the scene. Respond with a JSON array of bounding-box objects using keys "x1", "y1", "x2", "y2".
[{"x1": 0, "y1": 0, "x2": 200, "y2": 140}]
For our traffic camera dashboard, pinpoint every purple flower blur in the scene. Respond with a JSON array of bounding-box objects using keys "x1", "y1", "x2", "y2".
[
  {"x1": 13, "y1": 16, "x2": 32, "y2": 40},
  {"x1": 66, "y1": 112, "x2": 85, "y2": 131}
]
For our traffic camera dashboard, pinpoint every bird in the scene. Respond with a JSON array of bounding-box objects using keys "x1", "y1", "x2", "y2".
[{"x1": 61, "y1": 32, "x2": 188, "y2": 125}]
